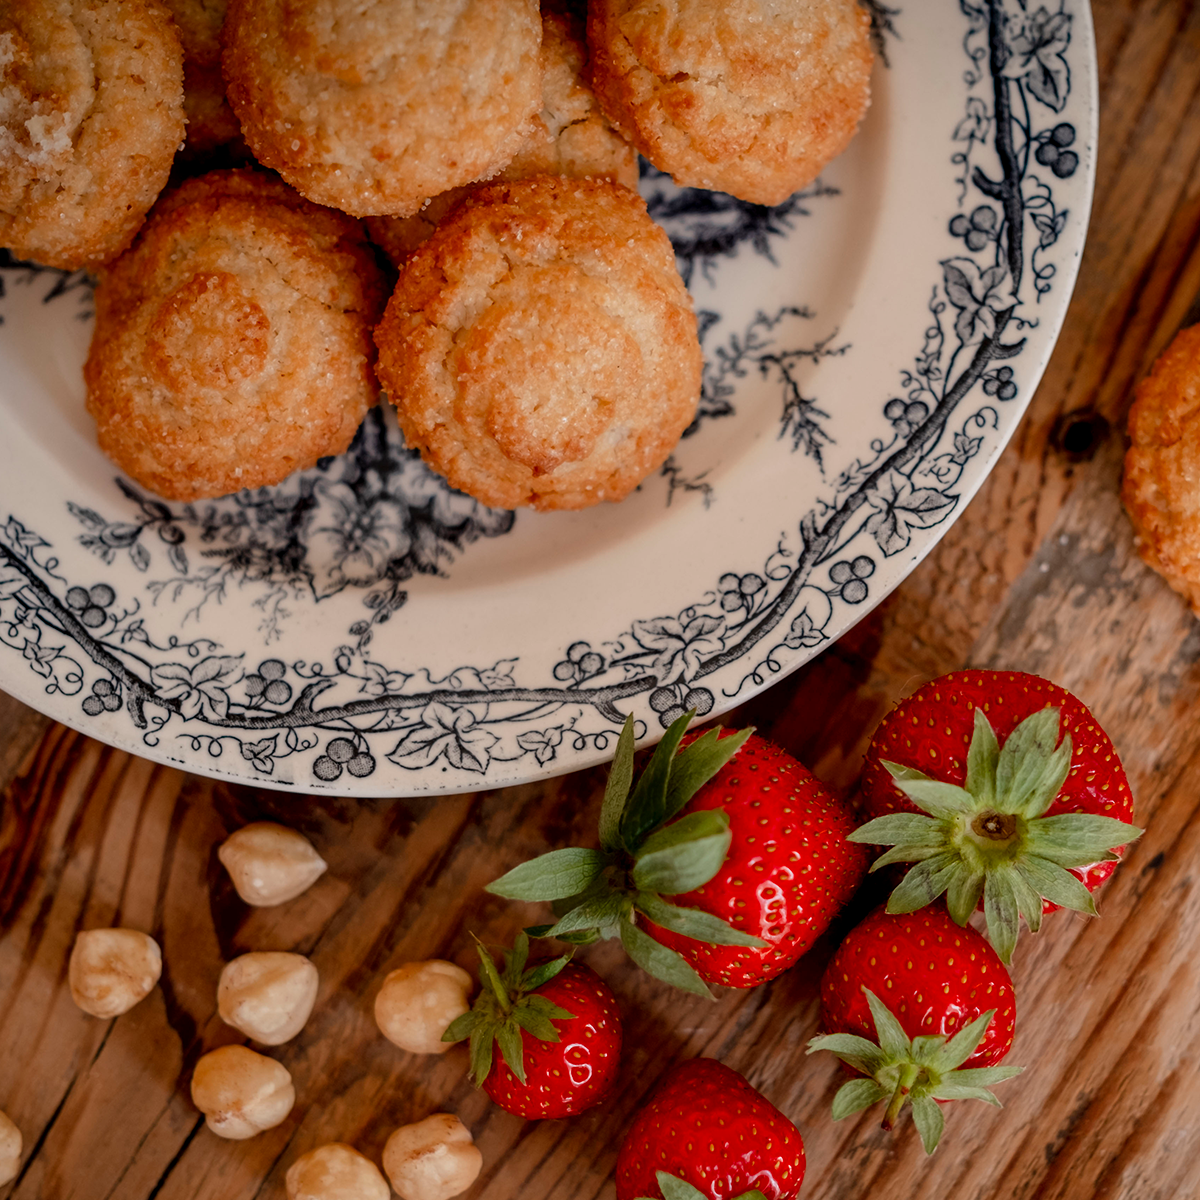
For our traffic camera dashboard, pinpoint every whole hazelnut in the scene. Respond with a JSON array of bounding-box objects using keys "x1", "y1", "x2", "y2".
[
  {"x1": 382, "y1": 1114, "x2": 482, "y2": 1200},
  {"x1": 0, "y1": 1110, "x2": 22, "y2": 1187},
  {"x1": 190, "y1": 1044, "x2": 295, "y2": 1139},
  {"x1": 218, "y1": 822, "x2": 327, "y2": 906},
  {"x1": 375, "y1": 961, "x2": 473, "y2": 1055},
  {"x1": 285, "y1": 1142, "x2": 390, "y2": 1200},
  {"x1": 218, "y1": 952, "x2": 319, "y2": 1045},
  {"x1": 68, "y1": 928, "x2": 162, "y2": 1018}
]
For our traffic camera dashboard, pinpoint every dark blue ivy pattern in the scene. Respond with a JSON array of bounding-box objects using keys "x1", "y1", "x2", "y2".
[{"x1": 0, "y1": 0, "x2": 1087, "y2": 786}]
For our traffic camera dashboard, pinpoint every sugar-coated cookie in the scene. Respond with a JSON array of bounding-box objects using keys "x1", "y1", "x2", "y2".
[
  {"x1": 588, "y1": 0, "x2": 873, "y2": 206},
  {"x1": 0, "y1": 0, "x2": 185, "y2": 269},
  {"x1": 85, "y1": 170, "x2": 387, "y2": 501},
  {"x1": 222, "y1": 0, "x2": 543, "y2": 218},
  {"x1": 374, "y1": 176, "x2": 701, "y2": 512},
  {"x1": 366, "y1": 1, "x2": 638, "y2": 266},
  {"x1": 1123, "y1": 325, "x2": 1200, "y2": 613}
]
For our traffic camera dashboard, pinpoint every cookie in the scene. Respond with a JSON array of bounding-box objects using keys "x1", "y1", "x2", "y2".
[
  {"x1": 222, "y1": 0, "x2": 543, "y2": 218},
  {"x1": 0, "y1": 0, "x2": 185, "y2": 269},
  {"x1": 366, "y1": 1, "x2": 638, "y2": 265},
  {"x1": 587, "y1": 0, "x2": 873, "y2": 206},
  {"x1": 84, "y1": 169, "x2": 387, "y2": 502},
  {"x1": 374, "y1": 176, "x2": 702, "y2": 512},
  {"x1": 1123, "y1": 324, "x2": 1200, "y2": 613}
]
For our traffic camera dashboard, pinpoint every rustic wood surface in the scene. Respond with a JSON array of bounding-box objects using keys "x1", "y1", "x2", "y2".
[{"x1": 3, "y1": 1, "x2": 1200, "y2": 1196}]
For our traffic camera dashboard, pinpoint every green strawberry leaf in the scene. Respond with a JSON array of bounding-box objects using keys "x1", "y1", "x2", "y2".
[
  {"x1": 512, "y1": 1004, "x2": 563, "y2": 1043},
  {"x1": 632, "y1": 813, "x2": 732, "y2": 895},
  {"x1": 476, "y1": 940, "x2": 511, "y2": 1011},
  {"x1": 884, "y1": 852, "x2": 961, "y2": 914},
  {"x1": 1025, "y1": 814, "x2": 1142, "y2": 865},
  {"x1": 1007, "y1": 863, "x2": 1045, "y2": 934},
  {"x1": 520, "y1": 952, "x2": 573, "y2": 992},
  {"x1": 992, "y1": 709, "x2": 1071, "y2": 818},
  {"x1": 930, "y1": 1009, "x2": 994, "y2": 1072},
  {"x1": 599, "y1": 714, "x2": 638, "y2": 852},
  {"x1": 496, "y1": 1020, "x2": 526, "y2": 1085},
  {"x1": 910, "y1": 1092, "x2": 945, "y2": 1154},
  {"x1": 865, "y1": 990, "x2": 910, "y2": 1060},
  {"x1": 850, "y1": 812, "x2": 944, "y2": 848},
  {"x1": 936, "y1": 1064, "x2": 1024, "y2": 1089},
  {"x1": 442, "y1": 1010, "x2": 483, "y2": 1043},
  {"x1": 634, "y1": 891, "x2": 768, "y2": 948},
  {"x1": 468, "y1": 1023, "x2": 494, "y2": 1087},
  {"x1": 642, "y1": 1173, "x2": 766, "y2": 1200},
  {"x1": 882, "y1": 768, "x2": 976, "y2": 817},
  {"x1": 504, "y1": 930, "x2": 530, "y2": 985},
  {"x1": 1017, "y1": 855, "x2": 1098, "y2": 916},
  {"x1": 945, "y1": 865, "x2": 985, "y2": 925},
  {"x1": 661, "y1": 725, "x2": 753, "y2": 824},
  {"x1": 806, "y1": 1032, "x2": 888, "y2": 1075},
  {"x1": 524, "y1": 993, "x2": 575, "y2": 1021},
  {"x1": 545, "y1": 892, "x2": 629, "y2": 938},
  {"x1": 964, "y1": 707, "x2": 999, "y2": 806},
  {"x1": 621, "y1": 709, "x2": 696, "y2": 848},
  {"x1": 487, "y1": 847, "x2": 612, "y2": 902},
  {"x1": 983, "y1": 870, "x2": 1021, "y2": 964},
  {"x1": 830, "y1": 1077, "x2": 891, "y2": 1119},
  {"x1": 619, "y1": 915, "x2": 714, "y2": 998}
]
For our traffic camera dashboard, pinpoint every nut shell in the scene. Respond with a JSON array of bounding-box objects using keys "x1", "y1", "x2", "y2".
[
  {"x1": 382, "y1": 1114, "x2": 482, "y2": 1200},
  {"x1": 375, "y1": 960, "x2": 473, "y2": 1055},
  {"x1": 217, "y1": 821, "x2": 328, "y2": 907},
  {"x1": 218, "y1": 952, "x2": 319, "y2": 1045},
  {"x1": 191, "y1": 1044, "x2": 295, "y2": 1140},
  {"x1": 285, "y1": 1142, "x2": 390, "y2": 1200}
]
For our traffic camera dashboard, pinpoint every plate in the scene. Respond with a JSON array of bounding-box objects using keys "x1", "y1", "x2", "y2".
[{"x1": 0, "y1": 0, "x2": 1096, "y2": 796}]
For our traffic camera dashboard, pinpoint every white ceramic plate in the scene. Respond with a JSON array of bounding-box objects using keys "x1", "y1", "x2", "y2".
[{"x1": 0, "y1": 0, "x2": 1095, "y2": 796}]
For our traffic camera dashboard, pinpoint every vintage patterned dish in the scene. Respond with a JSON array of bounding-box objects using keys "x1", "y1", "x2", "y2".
[{"x1": 0, "y1": 0, "x2": 1095, "y2": 796}]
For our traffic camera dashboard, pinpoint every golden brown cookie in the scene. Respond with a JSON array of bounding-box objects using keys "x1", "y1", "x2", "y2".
[
  {"x1": 0, "y1": 0, "x2": 185, "y2": 269},
  {"x1": 374, "y1": 176, "x2": 702, "y2": 512},
  {"x1": 84, "y1": 169, "x2": 387, "y2": 502},
  {"x1": 1123, "y1": 324, "x2": 1200, "y2": 613},
  {"x1": 221, "y1": 0, "x2": 543, "y2": 218},
  {"x1": 365, "y1": 2, "x2": 639, "y2": 267},
  {"x1": 587, "y1": 0, "x2": 873, "y2": 206}
]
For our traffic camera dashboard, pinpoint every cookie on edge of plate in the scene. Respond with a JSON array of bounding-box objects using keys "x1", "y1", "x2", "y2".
[
  {"x1": 0, "y1": 0, "x2": 185, "y2": 269},
  {"x1": 587, "y1": 0, "x2": 874, "y2": 206},
  {"x1": 374, "y1": 175, "x2": 702, "y2": 512},
  {"x1": 221, "y1": 0, "x2": 544, "y2": 218},
  {"x1": 366, "y1": 0, "x2": 638, "y2": 266},
  {"x1": 84, "y1": 169, "x2": 388, "y2": 502},
  {"x1": 1123, "y1": 324, "x2": 1200, "y2": 613}
]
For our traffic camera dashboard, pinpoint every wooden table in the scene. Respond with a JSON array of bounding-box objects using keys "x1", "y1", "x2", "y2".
[{"x1": 3, "y1": 1, "x2": 1199, "y2": 1196}]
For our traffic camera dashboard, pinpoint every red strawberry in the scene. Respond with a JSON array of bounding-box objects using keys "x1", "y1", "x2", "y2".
[
  {"x1": 487, "y1": 711, "x2": 866, "y2": 995},
  {"x1": 615, "y1": 1058, "x2": 805, "y2": 1200},
  {"x1": 851, "y1": 670, "x2": 1141, "y2": 962},
  {"x1": 808, "y1": 904, "x2": 1022, "y2": 1153},
  {"x1": 442, "y1": 933, "x2": 621, "y2": 1119}
]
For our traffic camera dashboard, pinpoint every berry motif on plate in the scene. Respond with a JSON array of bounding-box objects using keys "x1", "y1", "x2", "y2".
[
  {"x1": 808, "y1": 905, "x2": 1022, "y2": 1154},
  {"x1": 851, "y1": 670, "x2": 1142, "y2": 962},
  {"x1": 488, "y1": 711, "x2": 866, "y2": 995},
  {"x1": 614, "y1": 1058, "x2": 805, "y2": 1200},
  {"x1": 443, "y1": 933, "x2": 621, "y2": 1120}
]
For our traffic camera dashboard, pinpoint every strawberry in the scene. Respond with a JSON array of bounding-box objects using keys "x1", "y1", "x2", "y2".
[
  {"x1": 486, "y1": 711, "x2": 866, "y2": 995},
  {"x1": 442, "y1": 932, "x2": 621, "y2": 1119},
  {"x1": 614, "y1": 1058, "x2": 805, "y2": 1200},
  {"x1": 851, "y1": 670, "x2": 1142, "y2": 962},
  {"x1": 807, "y1": 904, "x2": 1022, "y2": 1153}
]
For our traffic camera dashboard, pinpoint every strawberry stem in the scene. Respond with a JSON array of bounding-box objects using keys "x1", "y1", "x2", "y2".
[{"x1": 883, "y1": 1062, "x2": 919, "y2": 1130}]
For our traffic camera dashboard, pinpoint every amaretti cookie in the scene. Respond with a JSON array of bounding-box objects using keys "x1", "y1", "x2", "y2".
[
  {"x1": 160, "y1": 0, "x2": 243, "y2": 157},
  {"x1": 374, "y1": 176, "x2": 702, "y2": 512},
  {"x1": 221, "y1": 0, "x2": 544, "y2": 218},
  {"x1": 366, "y1": 1, "x2": 638, "y2": 265},
  {"x1": 84, "y1": 169, "x2": 387, "y2": 501},
  {"x1": 587, "y1": 0, "x2": 874, "y2": 206},
  {"x1": 0, "y1": 0, "x2": 185, "y2": 269},
  {"x1": 1123, "y1": 325, "x2": 1200, "y2": 613}
]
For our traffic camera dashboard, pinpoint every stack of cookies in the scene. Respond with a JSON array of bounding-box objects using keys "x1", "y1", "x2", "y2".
[{"x1": 0, "y1": 0, "x2": 874, "y2": 511}]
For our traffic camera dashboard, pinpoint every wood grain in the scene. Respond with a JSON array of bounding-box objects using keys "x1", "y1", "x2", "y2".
[{"x1": 3, "y1": 0, "x2": 1200, "y2": 1196}]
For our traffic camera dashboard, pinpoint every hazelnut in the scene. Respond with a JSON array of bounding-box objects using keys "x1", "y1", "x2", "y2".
[
  {"x1": 218, "y1": 952, "x2": 319, "y2": 1045},
  {"x1": 285, "y1": 1142, "x2": 390, "y2": 1200},
  {"x1": 190, "y1": 1044, "x2": 295, "y2": 1139},
  {"x1": 382, "y1": 1114, "x2": 482, "y2": 1200},
  {"x1": 375, "y1": 961, "x2": 473, "y2": 1055},
  {"x1": 218, "y1": 822, "x2": 327, "y2": 906},
  {"x1": 0, "y1": 1110, "x2": 22, "y2": 1187},
  {"x1": 68, "y1": 928, "x2": 162, "y2": 1018}
]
